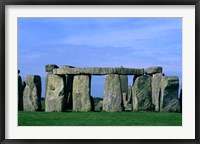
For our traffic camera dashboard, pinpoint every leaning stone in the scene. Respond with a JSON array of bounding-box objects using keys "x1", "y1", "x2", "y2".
[
  {"x1": 45, "y1": 64, "x2": 59, "y2": 72},
  {"x1": 103, "y1": 74, "x2": 123, "y2": 112},
  {"x1": 133, "y1": 75, "x2": 152, "y2": 111},
  {"x1": 152, "y1": 73, "x2": 164, "y2": 111},
  {"x1": 23, "y1": 75, "x2": 42, "y2": 111},
  {"x1": 73, "y1": 75, "x2": 92, "y2": 112},
  {"x1": 160, "y1": 76, "x2": 180, "y2": 112},
  {"x1": 18, "y1": 75, "x2": 23, "y2": 110},
  {"x1": 145, "y1": 66, "x2": 162, "y2": 75},
  {"x1": 45, "y1": 74, "x2": 66, "y2": 112}
]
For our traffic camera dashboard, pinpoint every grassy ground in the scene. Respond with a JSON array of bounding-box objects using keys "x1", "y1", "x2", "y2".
[
  {"x1": 18, "y1": 100, "x2": 182, "y2": 126},
  {"x1": 18, "y1": 111, "x2": 182, "y2": 126}
]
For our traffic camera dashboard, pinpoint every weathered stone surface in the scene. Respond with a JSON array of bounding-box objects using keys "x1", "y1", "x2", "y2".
[
  {"x1": 45, "y1": 65, "x2": 60, "y2": 110},
  {"x1": 23, "y1": 75, "x2": 42, "y2": 111},
  {"x1": 53, "y1": 67, "x2": 144, "y2": 75},
  {"x1": 122, "y1": 86, "x2": 133, "y2": 111},
  {"x1": 160, "y1": 76, "x2": 180, "y2": 112},
  {"x1": 18, "y1": 75, "x2": 23, "y2": 110},
  {"x1": 133, "y1": 75, "x2": 152, "y2": 111},
  {"x1": 45, "y1": 64, "x2": 59, "y2": 72},
  {"x1": 125, "y1": 86, "x2": 133, "y2": 111},
  {"x1": 61, "y1": 65, "x2": 75, "y2": 69},
  {"x1": 114, "y1": 67, "x2": 144, "y2": 75},
  {"x1": 152, "y1": 73, "x2": 163, "y2": 111},
  {"x1": 127, "y1": 86, "x2": 132, "y2": 104},
  {"x1": 120, "y1": 75, "x2": 128, "y2": 95},
  {"x1": 73, "y1": 75, "x2": 92, "y2": 112},
  {"x1": 65, "y1": 75, "x2": 74, "y2": 110},
  {"x1": 97, "y1": 100, "x2": 103, "y2": 110},
  {"x1": 45, "y1": 74, "x2": 66, "y2": 112},
  {"x1": 103, "y1": 74, "x2": 123, "y2": 112},
  {"x1": 145, "y1": 66, "x2": 162, "y2": 75},
  {"x1": 131, "y1": 76, "x2": 138, "y2": 110}
]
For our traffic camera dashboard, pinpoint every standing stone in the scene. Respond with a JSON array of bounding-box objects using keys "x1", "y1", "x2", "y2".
[
  {"x1": 18, "y1": 75, "x2": 23, "y2": 110},
  {"x1": 65, "y1": 75, "x2": 74, "y2": 110},
  {"x1": 131, "y1": 76, "x2": 138, "y2": 111},
  {"x1": 45, "y1": 74, "x2": 66, "y2": 112},
  {"x1": 45, "y1": 64, "x2": 59, "y2": 101},
  {"x1": 160, "y1": 76, "x2": 180, "y2": 112},
  {"x1": 73, "y1": 75, "x2": 92, "y2": 112},
  {"x1": 103, "y1": 74, "x2": 123, "y2": 112},
  {"x1": 119, "y1": 75, "x2": 128, "y2": 95},
  {"x1": 152, "y1": 73, "x2": 163, "y2": 111},
  {"x1": 60, "y1": 65, "x2": 75, "y2": 110},
  {"x1": 133, "y1": 75, "x2": 152, "y2": 111},
  {"x1": 23, "y1": 75, "x2": 42, "y2": 111},
  {"x1": 119, "y1": 75, "x2": 129, "y2": 110}
]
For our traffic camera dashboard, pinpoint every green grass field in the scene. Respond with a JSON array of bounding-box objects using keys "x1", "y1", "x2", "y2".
[
  {"x1": 18, "y1": 100, "x2": 182, "y2": 126},
  {"x1": 18, "y1": 111, "x2": 182, "y2": 126}
]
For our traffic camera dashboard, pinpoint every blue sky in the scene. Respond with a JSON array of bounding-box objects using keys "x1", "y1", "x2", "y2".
[{"x1": 18, "y1": 18, "x2": 182, "y2": 97}]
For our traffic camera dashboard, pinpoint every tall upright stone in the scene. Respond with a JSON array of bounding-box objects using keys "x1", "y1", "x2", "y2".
[
  {"x1": 65, "y1": 75, "x2": 74, "y2": 110},
  {"x1": 119, "y1": 75, "x2": 129, "y2": 110},
  {"x1": 45, "y1": 64, "x2": 59, "y2": 100},
  {"x1": 120, "y1": 75, "x2": 128, "y2": 95},
  {"x1": 133, "y1": 75, "x2": 152, "y2": 111},
  {"x1": 152, "y1": 73, "x2": 163, "y2": 111},
  {"x1": 18, "y1": 72, "x2": 23, "y2": 110},
  {"x1": 73, "y1": 75, "x2": 92, "y2": 112},
  {"x1": 160, "y1": 76, "x2": 180, "y2": 112},
  {"x1": 45, "y1": 74, "x2": 66, "y2": 112},
  {"x1": 131, "y1": 75, "x2": 138, "y2": 111},
  {"x1": 23, "y1": 75, "x2": 42, "y2": 111},
  {"x1": 61, "y1": 65, "x2": 74, "y2": 110},
  {"x1": 103, "y1": 74, "x2": 123, "y2": 112}
]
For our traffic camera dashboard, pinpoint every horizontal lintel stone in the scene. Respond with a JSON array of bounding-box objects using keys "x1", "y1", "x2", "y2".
[{"x1": 53, "y1": 67, "x2": 144, "y2": 75}]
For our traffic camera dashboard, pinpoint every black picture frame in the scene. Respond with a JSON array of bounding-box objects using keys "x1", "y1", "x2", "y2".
[{"x1": 0, "y1": 0, "x2": 199, "y2": 143}]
